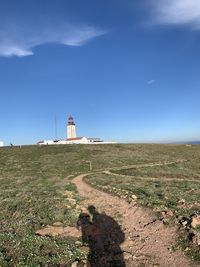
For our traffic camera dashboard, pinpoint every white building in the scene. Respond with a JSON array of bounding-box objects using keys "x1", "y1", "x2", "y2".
[
  {"x1": 37, "y1": 115, "x2": 117, "y2": 145},
  {"x1": 0, "y1": 141, "x2": 4, "y2": 147},
  {"x1": 37, "y1": 140, "x2": 56, "y2": 145},
  {"x1": 66, "y1": 116, "x2": 104, "y2": 144},
  {"x1": 66, "y1": 137, "x2": 89, "y2": 144}
]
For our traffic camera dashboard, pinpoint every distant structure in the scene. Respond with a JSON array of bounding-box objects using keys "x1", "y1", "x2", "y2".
[
  {"x1": 37, "y1": 115, "x2": 116, "y2": 145},
  {"x1": 66, "y1": 116, "x2": 103, "y2": 144},
  {"x1": 67, "y1": 116, "x2": 76, "y2": 139},
  {"x1": 0, "y1": 141, "x2": 4, "y2": 147}
]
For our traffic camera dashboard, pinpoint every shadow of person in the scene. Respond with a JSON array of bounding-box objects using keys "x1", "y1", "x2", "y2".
[{"x1": 77, "y1": 206, "x2": 126, "y2": 267}]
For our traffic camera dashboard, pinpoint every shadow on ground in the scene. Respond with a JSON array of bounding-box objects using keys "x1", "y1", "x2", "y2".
[{"x1": 77, "y1": 205, "x2": 126, "y2": 267}]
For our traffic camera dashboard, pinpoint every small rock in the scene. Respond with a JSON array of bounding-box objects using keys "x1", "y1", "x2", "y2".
[
  {"x1": 178, "y1": 199, "x2": 185, "y2": 204},
  {"x1": 124, "y1": 252, "x2": 132, "y2": 260},
  {"x1": 182, "y1": 221, "x2": 188, "y2": 227},
  {"x1": 80, "y1": 246, "x2": 90, "y2": 254},
  {"x1": 68, "y1": 198, "x2": 76, "y2": 205},
  {"x1": 71, "y1": 261, "x2": 78, "y2": 267},
  {"x1": 131, "y1": 194, "x2": 137, "y2": 200},
  {"x1": 191, "y1": 215, "x2": 200, "y2": 228},
  {"x1": 53, "y1": 221, "x2": 63, "y2": 226},
  {"x1": 75, "y1": 240, "x2": 82, "y2": 246},
  {"x1": 161, "y1": 211, "x2": 166, "y2": 217},
  {"x1": 168, "y1": 247, "x2": 172, "y2": 253},
  {"x1": 63, "y1": 190, "x2": 73, "y2": 197},
  {"x1": 81, "y1": 207, "x2": 88, "y2": 213},
  {"x1": 178, "y1": 216, "x2": 189, "y2": 227},
  {"x1": 192, "y1": 233, "x2": 200, "y2": 246},
  {"x1": 166, "y1": 210, "x2": 173, "y2": 217}
]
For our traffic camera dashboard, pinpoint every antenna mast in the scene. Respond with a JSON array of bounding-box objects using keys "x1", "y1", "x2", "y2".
[{"x1": 54, "y1": 114, "x2": 58, "y2": 140}]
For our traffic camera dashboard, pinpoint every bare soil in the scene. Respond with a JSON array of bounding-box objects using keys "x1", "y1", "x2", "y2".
[
  {"x1": 36, "y1": 224, "x2": 80, "y2": 238},
  {"x1": 73, "y1": 173, "x2": 197, "y2": 267},
  {"x1": 104, "y1": 169, "x2": 200, "y2": 183}
]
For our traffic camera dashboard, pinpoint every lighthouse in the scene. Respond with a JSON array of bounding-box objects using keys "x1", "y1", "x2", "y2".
[{"x1": 67, "y1": 116, "x2": 76, "y2": 139}]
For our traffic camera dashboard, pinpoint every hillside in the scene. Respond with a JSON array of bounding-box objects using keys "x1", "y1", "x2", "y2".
[{"x1": 0, "y1": 144, "x2": 200, "y2": 266}]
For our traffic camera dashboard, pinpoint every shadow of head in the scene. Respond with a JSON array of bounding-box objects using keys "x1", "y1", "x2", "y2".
[
  {"x1": 77, "y1": 207, "x2": 126, "y2": 266},
  {"x1": 77, "y1": 212, "x2": 91, "y2": 227}
]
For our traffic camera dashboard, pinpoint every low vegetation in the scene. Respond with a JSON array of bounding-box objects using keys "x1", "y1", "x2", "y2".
[
  {"x1": 0, "y1": 144, "x2": 199, "y2": 266},
  {"x1": 84, "y1": 152, "x2": 200, "y2": 262}
]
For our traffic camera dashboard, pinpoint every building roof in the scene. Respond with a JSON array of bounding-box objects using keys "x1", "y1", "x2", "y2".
[{"x1": 67, "y1": 137, "x2": 84, "y2": 141}]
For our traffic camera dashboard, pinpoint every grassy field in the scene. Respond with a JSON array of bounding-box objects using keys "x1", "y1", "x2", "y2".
[{"x1": 0, "y1": 144, "x2": 200, "y2": 266}]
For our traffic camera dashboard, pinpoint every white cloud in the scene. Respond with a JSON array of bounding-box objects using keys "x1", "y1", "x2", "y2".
[
  {"x1": 150, "y1": 0, "x2": 200, "y2": 29},
  {"x1": 61, "y1": 27, "x2": 105, "y2": 46},
  {"x1": 0, "y1": 24, "x2": 106, "y2": 57},
  {"x1": 147, "y1": 79, "x2": 155, "y2": 85},
  {"x1": 0, "y1": 46, "x2": 33, "y2": 57}
]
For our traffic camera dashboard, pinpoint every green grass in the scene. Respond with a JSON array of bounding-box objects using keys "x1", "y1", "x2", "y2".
[
  {"x1": 84, "y1": 172, "x2": 200, "y2": 212},
  {"x1": 112, "y1": 160, "x2": 200, "y2": 180},
  {"x1": 0, "y1": 144, "x2": 200, "y2": 266}
]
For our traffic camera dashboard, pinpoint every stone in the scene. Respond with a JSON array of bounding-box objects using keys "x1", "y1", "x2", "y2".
[
  {"x1": 166, "y1": 210, "x2": 173, "y2": 217},
  {"x1": 63, "y1": 190, "x2": 73, "y2": 197},
  {"x1": 80, "y1": 246, "x2": 90, "y2": 254},
  {"x1": 131, "y1": 194, "x2": 137, "y2": 200},
  {"x1": 124, "y1": 252, "x2": 132, "y2": 260},
  {"x1": 178, "y1": 199, "x2": 185, "y2": 205},
  {"x1": 36, "y1": 225, "x2": 80, "y2": 238},
  {"x1": 75, "y1": 240, "x2": 82, "y2": 246},
  {"x1": 192, "y1": 233, "x2": 200, "y2": 246},
  {"x1": 71, "y1": 261, "x2": 78, "y2": 267},
  {"x1": 53, "y1": 221, "x2": 63, "y2": 226},
  {"x1": 182, "y1": 221, "x2": 188, "y2": 227},
  {"x1": 161, "y1": 211, "x2": 166, "y2": 217},
  {"x1": 191, "y1": 215, "x2": 200, "y2": 228},
  {"x1": 68, "y1": 198, "x2": 76, "y2": 205}
]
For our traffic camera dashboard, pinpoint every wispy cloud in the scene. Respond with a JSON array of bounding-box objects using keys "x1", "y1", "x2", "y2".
[
  {"x1": 147, "y1": 79, "x2": 155, "y2": 85},
  {"x1": 150, "y1": 0, "x2": 200, "y2": 29},
  {"x1": 0, "y1": 23, "x2": 106, "y2": 57}
]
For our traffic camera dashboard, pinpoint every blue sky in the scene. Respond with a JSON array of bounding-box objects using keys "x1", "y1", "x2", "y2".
[{"x1": 0, "y1": 0, "x2": 200, "y2": 144}]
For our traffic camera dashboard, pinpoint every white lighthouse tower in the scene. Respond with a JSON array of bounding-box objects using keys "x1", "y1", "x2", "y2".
[{"x1": 67, "y1": 116, "x2": 76, "y2": 139}]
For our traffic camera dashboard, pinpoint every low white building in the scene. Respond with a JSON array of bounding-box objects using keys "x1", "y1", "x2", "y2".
[
  {"x1": 66, "y1": 137, "x2": 89, "y2": 144},
  {"x1": 0, "y1": 141, "x2": 4, "y2": 147},
  {"x1": 37, "y1": 140, "x2": 55, "y2": 145},
  {"x1": 37, "y1": 137, "x2": 90, "y2": 145},
  {"x1": 37, "y1": 137, "x2": 116, "y2": 145}
]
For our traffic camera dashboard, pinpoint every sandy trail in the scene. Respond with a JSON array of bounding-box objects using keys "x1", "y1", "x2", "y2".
[
  {"x1": 103, "y1": 169, "x2": 200, "y2": 183},
  {"x1": 73, "y1": 173, "x2": 195, "y2": 267}
]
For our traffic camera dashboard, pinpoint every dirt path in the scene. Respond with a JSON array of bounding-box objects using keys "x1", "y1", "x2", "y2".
[
  {"x1": 104, "y1": 169, "x2": 200, "y2": 183},
  {"x1": 73, "y1": 173, "x2": 195, "y2": 267},
  {"x1": 87, "y1": 159, "x2": 188, "y2": 174},
  {"x1": 105, "y1": 159, "x2": 188, "y2": 171}
]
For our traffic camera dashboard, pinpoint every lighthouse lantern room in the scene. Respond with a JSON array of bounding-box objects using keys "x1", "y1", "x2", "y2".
[{"x1": 67, "y1": 116, "x2": 76, "y2": 139}]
